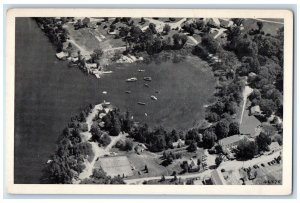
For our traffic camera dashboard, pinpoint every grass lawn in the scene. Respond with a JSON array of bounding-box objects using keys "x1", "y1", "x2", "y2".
[
  {"x1": 126, "y1": 151, "x2": 170, "y2": 179},
  {"x1": 243, "y1": 19, "x2": 283, "y2": 36}
]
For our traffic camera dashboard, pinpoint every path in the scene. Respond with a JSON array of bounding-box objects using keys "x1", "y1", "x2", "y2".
[
  {"x1": 240, "y1": 86, "x2": 253, "y2": 125},
  {"x1": 77, "y1": 104, "x2": 126, "y2": 182},
  {"x1": 103, "y1": 46, "x2": 126, "y2": 52},
  {"x1": 67, "y1": 38, "x2": 91, "y2": 57},
  {"x1": 214, "y1": 28, "x2": 226, "y2": 39},
  {"x1": 188, "y1": 36, "x2": 199, "y2": 45}
]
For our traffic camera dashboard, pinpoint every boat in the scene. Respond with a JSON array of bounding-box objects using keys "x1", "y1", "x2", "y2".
[
  {"x1": 125, "y1": 91, "x2": 131, "y2": 94},
  {"x1": 143, "y1": 77, "x2": 152, "y2": 81},
  {"x1": 102, "y1": 71, "x2": 113, "y2": 74},
  {"x1": 144, "y1": 83, "x2": 149, "y2": 87},
  {"x1": 126, "y1": 77, "x2": 138, "y2": 82},
  {"x1": 137, "y1": 102, "x2": 146, "y2": 105},
  {"x1": 145, "y1": 113, "x2": 148, "y2": 116},
  {"x1": 102, "y1": 100, "x2": 111, "y2": 107},
  {"x1": 150, "y1": 95, "x2": 158, "y2": 100},
  {"x1": 95, "y1": 73, "x2": 101, "y2": 78},
  {"x1": 138, "y1": 69, "x2": 145, "y2": 72},
  {"x1": 102, "y1": 91, "x2": 107, "y2": 94}
]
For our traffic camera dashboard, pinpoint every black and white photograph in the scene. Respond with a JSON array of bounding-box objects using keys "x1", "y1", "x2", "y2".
[{"x1": 5, "y1": 8, "x2": 293, "y2": 195}]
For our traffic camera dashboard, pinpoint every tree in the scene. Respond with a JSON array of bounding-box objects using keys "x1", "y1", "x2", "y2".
[
  {"x1": 215, "y1": 119, "x2": 230, "y2": 139},
  {"x1": 110, "y1": 117, "x2": 121, "y2": 136},
  {"x1": 187, "y1": 142, "x2": 197, "y2": 152},
  {"x1": 163, "y1": 24, "x2": 171, "y2": 34},
  {"x1": 202, "y1": 129, "x2": 217, "y2": 149},
  {"x1": 148, "y1": 23, "x2": 157, "y2": 34},
  {"x1": 124, "y1": 139, "x2": 133, "y2": 151},
  {"x1": 109, "y1": 24, "x2": 116, "y2": 32},
  {"x1": 231, "y1": 18, "x2": 244, "y2": 26},
  {"x1": 91, "y1": 48, "x2": 103, "y2": 62},
  {"x1": 206, "y1": 112, "x2": 220, "y2": 122},
  {"x1": 255, "y1": 132, "x2": 271, "y2": 152},
  {"x1": 215, "y1": 155, "x2": 223, "y2": 166},
  {"x1": 259, "y1": 99, "x2": 275, "y2": 117},
  {"x1": 201, "y1": 35, "x2": 219, "y2": 54},
  {"x1": 229, "y1": 122, "x2": 240, "y2": 136},
  {"x1": 90, "y1": 123, "x2": 102, "y2": 143},
  {"x1": 82, "y1": 17, "x2": 90, "y2": 27},
  {"x1": 257, "y1": 22, "x2": 263, "y2": 31},
  {"x1": 100, "y1": 133, "x2": 111, "y2": 146},
  {"x1": 235, "y1": 139, "x2": 258, "y2": 160}
]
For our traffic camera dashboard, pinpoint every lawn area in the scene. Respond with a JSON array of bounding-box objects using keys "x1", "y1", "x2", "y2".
[
  {"x1": 126, "y1": 151, "x2": 170, "y2": 179},
  {"x1": 243, "y1": 19, "x2": 283, "y2": 36}
]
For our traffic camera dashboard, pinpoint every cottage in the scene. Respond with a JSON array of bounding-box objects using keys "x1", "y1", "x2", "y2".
[
  {"x1": 172, "y1": 139, "x2": 185, "y2": 148},
  {"x1": 56, "y1": 52, "x2": 69, "y2": 60},
  {"x1": 250, "y1": 105, "x2": 262, "y2": 116},
  {"x1": 189, "y1": 158, "x2": 198, "y2": 169},
  {"x1": 134, "y1": 144, "x2": 148, "y2": 154},
  {"x1": 219, "y1": 134, "x2": 245, "y2": 149}
]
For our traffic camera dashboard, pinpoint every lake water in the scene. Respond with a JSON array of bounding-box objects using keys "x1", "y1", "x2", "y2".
[{"x1": 14, "y1": 18, "x2": 215, "y2": 183}]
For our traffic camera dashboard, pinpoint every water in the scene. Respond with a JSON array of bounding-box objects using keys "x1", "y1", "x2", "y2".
[{"x1": 14, "y1": 18, "x2": 215, "y2": 183}]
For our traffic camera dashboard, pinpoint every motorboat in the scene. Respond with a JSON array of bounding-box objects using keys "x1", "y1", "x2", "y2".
[
  {"x1": 137, "y1": 102, "x2": 146, "y2": 105},
  {"x1": 150, "y1": 95, "x2": 158, "y2": 100},
  {"x1": 143, "y1": 77, "x2": 152, "y2": 81},
  {"x1": 126, "y1": 77, "x2": 138, "y2": 82}
]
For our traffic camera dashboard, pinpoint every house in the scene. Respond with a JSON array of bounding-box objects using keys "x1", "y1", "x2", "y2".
[
  {"x1": 219, "y1": 134, "x2": 245, "y2": 149},
  {"x1": 134, "y1": 144, "x2": 148, "y2": 154},
  {"x1": 56, "y1": 52, "x2": 69, "y2": 60},
  {"x1": 250, "y1": 105, "x2": 262, "y2": 116},
  {"x1": 189, "y1": 158, "x2": 198, "y2": 169},
  {"x1": 211, "y1": 169, "x2": 227, "y2": 185},
  {"x1": 172, "y1": 139, "x2": 185, "y2": 148}
]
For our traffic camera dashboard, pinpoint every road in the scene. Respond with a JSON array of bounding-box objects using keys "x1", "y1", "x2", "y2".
[{"x1": 240, "y1": 85, "x2": 253, "y2": 125}]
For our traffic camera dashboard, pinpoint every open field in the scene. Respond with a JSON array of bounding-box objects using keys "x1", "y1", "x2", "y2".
[{"x1": 243, "y1": 19, "x2": 284, "y2": 36}]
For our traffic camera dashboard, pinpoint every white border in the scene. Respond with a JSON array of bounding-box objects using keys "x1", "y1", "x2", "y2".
[{"x1": 5, "y1": 8, "x2": 294, "y2": 195}]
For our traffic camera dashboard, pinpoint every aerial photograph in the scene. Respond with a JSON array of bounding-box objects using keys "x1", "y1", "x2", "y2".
[{"x1": 14, "y1": 16, "x2": 284, "y2": 185}]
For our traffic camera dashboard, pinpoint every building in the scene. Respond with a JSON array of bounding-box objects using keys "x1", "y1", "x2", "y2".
[
  {"x1": 211, "y1": 169, "x2": 227, "y2": 185},
  {"x1": 172, "y1": 139, "x2": 185, "y2": 148},
  {"x1": 250, "y1": 105, "x2": 262, "y2": 116},
  {"x1": 219, "y1": 134, "x2": 245, "y2": 149},
  {"x1": 134, "y1": 143, "x2": 148, "y2": 154}
]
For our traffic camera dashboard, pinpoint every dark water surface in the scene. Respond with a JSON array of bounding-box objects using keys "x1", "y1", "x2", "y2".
[{"x1": 14, "y1": 18, "x2": 215, "y2": 183}]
